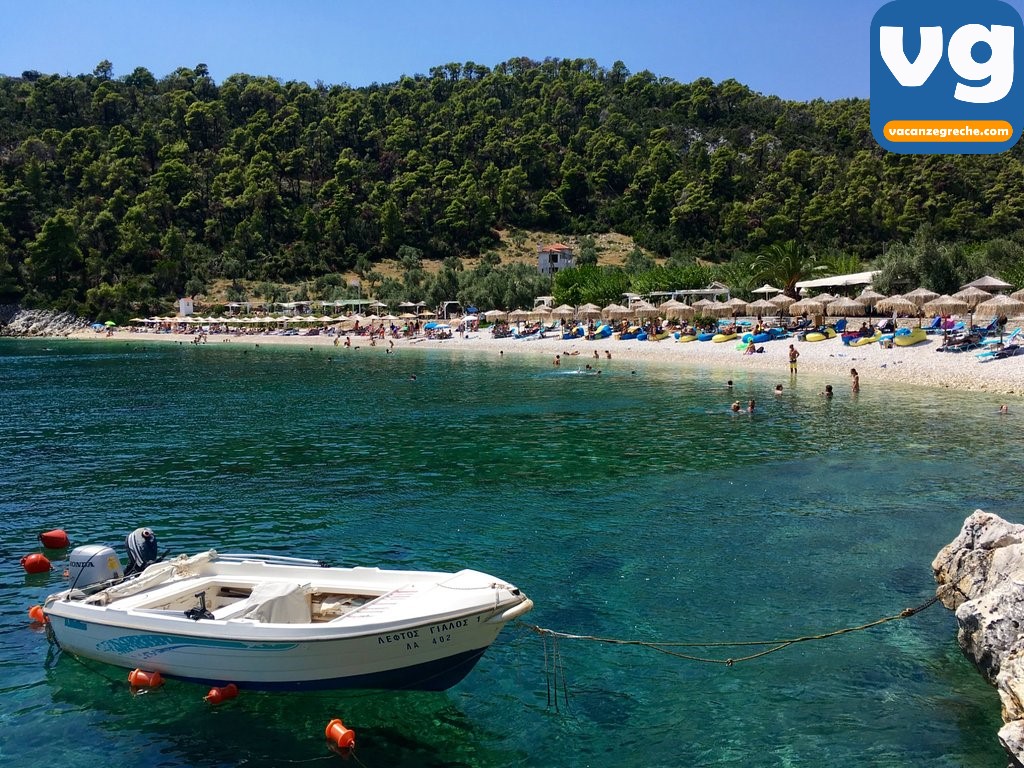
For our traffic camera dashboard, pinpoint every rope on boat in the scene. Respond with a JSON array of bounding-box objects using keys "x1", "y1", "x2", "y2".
[{"x1": 520, "y1": 589, "x2": 948, "y2": 667}]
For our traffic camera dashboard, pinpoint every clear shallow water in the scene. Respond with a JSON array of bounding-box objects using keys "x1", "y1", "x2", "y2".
[{"x1": 0, "y1": 339, "x2": 1020, "y2": 767}]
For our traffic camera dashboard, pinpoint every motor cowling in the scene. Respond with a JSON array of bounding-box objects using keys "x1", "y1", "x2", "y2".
[
  {"x1": 68, "y1": 545, "x2": 123, "y2": 588},
  {"x1": 125, "y1": 528, "x2": 159, "y2": 576}
]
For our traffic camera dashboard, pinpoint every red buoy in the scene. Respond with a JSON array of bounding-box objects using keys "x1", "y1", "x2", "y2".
[
  {"x1": 39, "y1": 529, "x2": 70, "y2": 549},
  {"x1": 325, "y1": 718, "x2": 356, "y2": 750},
  {"x1": 204, "y1": 683, "x2": 238, "y2": 704},
  {"x1": 21, "y1": 553, "x2": 51, "y2": 574},
  {"x1": 128, "y1": 669, "x2": 164, "y2": 689},
  {"x1": 28, "y1": 605, "x2": 48, "y2": 623}
]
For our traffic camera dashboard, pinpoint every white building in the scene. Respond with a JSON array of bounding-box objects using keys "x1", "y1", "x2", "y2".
[
  {"x1": 537, "y1": 243, "x2": 574, "y2": 276},
  {"x1": 177, "y1": 297, "x2": 194, "y2": 316}
]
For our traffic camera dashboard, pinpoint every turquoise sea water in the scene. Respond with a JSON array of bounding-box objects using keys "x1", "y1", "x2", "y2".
[{"x1": 1, "y1": 338, "x2": 1020, "y2": 767}]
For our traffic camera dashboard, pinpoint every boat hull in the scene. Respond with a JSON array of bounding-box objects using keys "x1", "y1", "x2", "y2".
[{"x1": 46, "y1": 605, "x2": 522, "y2": 691}]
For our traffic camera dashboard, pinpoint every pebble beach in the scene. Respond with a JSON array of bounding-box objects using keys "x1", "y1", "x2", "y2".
[{"x1": 66, "y1": 322, "x2": 1023, "y2": 397}]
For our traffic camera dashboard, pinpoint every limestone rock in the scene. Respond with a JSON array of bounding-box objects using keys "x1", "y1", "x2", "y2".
[
  {"x1": 935, "y1": 510, "x2": 1024, "y2": 767},
  {"x1": 0, "y1": 305, "x2": 89, "y2": 337}
]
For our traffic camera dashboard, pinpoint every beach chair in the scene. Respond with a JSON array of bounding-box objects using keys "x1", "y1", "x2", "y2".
[
  {"x1": 979, "y1": 327, "x2": 1021, "y2": 348},
  {"x1": 923, "y1": 316, "x2": 943, "y2": 334}
]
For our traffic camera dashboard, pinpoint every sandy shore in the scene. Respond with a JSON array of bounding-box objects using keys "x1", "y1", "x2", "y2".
[{"x1": 62, "y1": 324, "x2": 1023, "y2": 397}]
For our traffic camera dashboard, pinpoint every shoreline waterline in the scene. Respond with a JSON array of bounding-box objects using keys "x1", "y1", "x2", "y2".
[{"x1": 53, "y1": 326, "x2": 1024, "y2": 397}]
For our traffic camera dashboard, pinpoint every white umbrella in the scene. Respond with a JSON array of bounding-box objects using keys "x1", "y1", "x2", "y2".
[{"x1": 751, "y1": 283, "x2": 782, "y2": 296}]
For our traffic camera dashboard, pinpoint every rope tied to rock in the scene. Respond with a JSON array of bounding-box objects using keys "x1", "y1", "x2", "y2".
[{"x1": 520, "y1": 591, "x2": 946, "y2": 667}]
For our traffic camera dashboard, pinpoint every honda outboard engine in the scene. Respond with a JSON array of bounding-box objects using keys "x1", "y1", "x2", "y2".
[
  {"x1": 68, "y1": 545, "x2": 123, "y2": 589},
  {"x1": 125, "y1": 527, "x2": 159, "y2": 576}
]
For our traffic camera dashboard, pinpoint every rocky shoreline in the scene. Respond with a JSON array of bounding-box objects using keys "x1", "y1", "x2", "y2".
[
  {"x1": 934, "y1": 511, "x2": 1024, "y2": 767},
  {"x1": 0, "y1": 305, "x2": 89, "y2": 337}
]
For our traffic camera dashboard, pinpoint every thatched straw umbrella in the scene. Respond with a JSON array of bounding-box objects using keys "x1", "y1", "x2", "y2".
[
  {"x1": 962, "y1": 275, "x2": 1013, "y2": 293},
  {"x1": 811, "y1": 292, "x2": 838, "y2": 306},
  {"x1": 725, "y1": 297, "x2": 749, "y2": 317},
  {"x1": 922, "y1": 295, "x2": 969, "y2": 316},
  {"x1": 904, "y1": 287, "x2": 940, "y2": 307},
  {"x1": 550, "y1": 304, "x2": 576, "y2": 319},
  {"x1": 483, "y1": 309, "x2": 507, "y2": 321},
  {"x1": 975, "y1": 294, "x2": 1024, "y2": 322},
  {"x1": 788, "y1": 298, "x2": 824, "y2": 316},
  {"x1": 827, "y1": 296, "x2": 866, "y2": 317},
  {"x1": 875, "y1": 295, "x2": 917, "y2": 316},
  {"x1": 952, "y1": 286, "x2": 993, "y2": 308},
  {"x1": 855, "y1": 288, "x2": 886, "y2": 310},
  {"x1": 769, "y1": 294, "x2": 795, "y2": 309},
  {"x1": 748, "y1": 298, "x2": 779, "y2": 318},
  {"x1": 577, "y1": 303, "x2": 602, "y2": 319},
  {"x1": 658, "y1": 300, "x2": 694, "y2": 321}
]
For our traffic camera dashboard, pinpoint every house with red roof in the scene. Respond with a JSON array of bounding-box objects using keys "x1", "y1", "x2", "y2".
[{"x1": 537, "y1": 243, "x2": 574, "y2": 276}]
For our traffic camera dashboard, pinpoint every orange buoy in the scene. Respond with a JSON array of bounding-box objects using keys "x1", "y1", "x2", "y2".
[
  {"x1": 21, "y1": 553, "x2": 51, "y2": 574},
  {"x1": 39, "y1": 529, "x2": 70, "y2": 549},
  {"x1": 28, "y1": 605, "x2": 48, "y2": 623},
  {"x1": 325, "y1": 718, "x2": 356, "y2": 750},
  {"x1": 204, "y1": 683, "x2": 238, "y2": 704},
  {"x1": 128, "y1": 669, "x2": 164, "y2": 689}
]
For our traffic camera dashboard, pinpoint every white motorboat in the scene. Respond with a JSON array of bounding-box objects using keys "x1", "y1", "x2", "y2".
[{"x1": 42, "y1": 538, "x2": 532, "y2": 692}]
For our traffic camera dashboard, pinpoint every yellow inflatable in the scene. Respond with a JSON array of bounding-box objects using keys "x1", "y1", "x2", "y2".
[
  {"x1": 712, "y1": 332, "x2": 737, "y2": 343},
  {"x1": 804, "y1": 328, "x2": 837, "y2": 342},
  {"x1": 893, "y1": 327, "x2": 927, "y2": 346},
  {"x1": 849, "y1": 332, "x2": 881, "y2": 347},
  {"x1": 677, "y1": 334, "x2": 698, "y2": 343}
]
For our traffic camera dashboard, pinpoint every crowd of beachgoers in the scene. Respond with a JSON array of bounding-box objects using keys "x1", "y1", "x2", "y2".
[{"x1": 66, "y1": 311, "x2": 1024, "y2": 398}]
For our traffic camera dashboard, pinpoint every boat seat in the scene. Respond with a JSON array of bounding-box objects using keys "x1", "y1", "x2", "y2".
[{"x1": 211, "y1": 582, "x2": 312, "y2": 623}]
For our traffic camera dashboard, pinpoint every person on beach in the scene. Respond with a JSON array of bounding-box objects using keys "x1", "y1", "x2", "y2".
[
  {"x1": 789, "y1": 344, "x2": 799, "y2": 373},
  {"x1": 747, "y1": 399, "x2": 756, "y2": 413},
  {"x1": 850, "y1": 368, "x2": 860, "y2": 393},
  {"x1": 593, "y1": 350, "x2": 599, "y2": 360},
  {"x1": 774, "y1": 384, "x2": 783, "y2": 395},
  {"x1": 605, "y1": 350, "x2": 612, "y2": 360},
  {"x1": 344, "y1": 336, "x2": 351, "y2": 348},
  {"x1": 744, "y1": 339, "x2": 756, "y2": 355},
  {"x1": 553, "y1": 355, "x2": 560, "y2": 366},
  {"x1": 821, "y1": 385, "x2": 833, "y2": 398},
  {"x1": 999, "y1": 404, "x2": 1009, "y2": 414},
  {"x1": 726, "y1": 380, "x2": 734, "y2": 389},
  {"x1": 731, "y1": 401, "x2": 741, "y2": 412}
]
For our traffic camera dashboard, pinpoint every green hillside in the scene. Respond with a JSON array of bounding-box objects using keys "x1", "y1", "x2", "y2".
[{"x1": 0, "y1": 58, "x2": 1022, "y2": 316}]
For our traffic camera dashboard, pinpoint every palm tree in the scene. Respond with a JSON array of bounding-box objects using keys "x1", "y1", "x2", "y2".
[{"x1": 751, "y1": 240, "x2": 824, "y2": 297}]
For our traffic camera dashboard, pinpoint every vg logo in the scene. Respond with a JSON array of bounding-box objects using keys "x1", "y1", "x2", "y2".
[{"x1": 870, "y1": 0, "x2": 1024, "y2": 153}]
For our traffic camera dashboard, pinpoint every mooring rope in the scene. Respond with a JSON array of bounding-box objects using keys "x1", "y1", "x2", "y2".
[{"x1": 521, "y1": 591, "x2": 946, "y2": 667}]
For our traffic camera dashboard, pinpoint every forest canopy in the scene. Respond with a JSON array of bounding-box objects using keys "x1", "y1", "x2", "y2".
[{"x1": 0, "y1": 58, "x2": 1022, "y2": 318}]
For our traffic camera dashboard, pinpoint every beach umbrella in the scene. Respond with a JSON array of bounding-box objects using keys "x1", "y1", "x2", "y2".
[
  {"x1": 875, "y1": 294, "x2": 917, "y2": 316},
  {"x1": 827, "y1": 297, "x2": 866, "y2": 317},
  {"x1": 975, "y1": 294, "x2": 1024, "y2": 321},
  {"x1": 708, "y1": 301, "x2": 734, "y2": 319},
  {"x1": 550, "y1": 304, "x2": 576, "y2": 319},
  {"x1": 904, "y1": 287, "x2": 940, "y2": 307},
  {"x1": 531, "y1": 304, "x2": 553, "y2": 322},
  {"x1": 811, "y1": 292, "x2": 838, "y2": 305},
  {"x1": 747, "y1": 298, "x2": 779, "y2": 315},
  {"x1": 1012, "y1": 288, "x2": 1024, "y2": 302},
  {"x1": 508, "y1": 309, "x2": 530, "y2": 322},
  {"x1": 483, "y1": 309, "x2": 507, "y2": 321},
  {"x1": 962, "y1": 275, "x2": 1013, "y2": 293},
  {"x1": 976, "y1": 294, "x2": 1024, "y2": 343},
  {"x1": 952, "y1": 286, "x2": 992, "y2": 308},
  {"x1": 788, "y1": 298, "x2": 824, "y2": 317},
  {"x1": 922, "y1": 295, "x2": 969, "y2": 316},
  {"x1": 658, "y1": 300, "x2": 694, "y2": 320},
  {"x1": 855, "y1": 289, "x2": 886, "y2": 308},
  {"x1": 769, "y1": 294, "x2": 796, "y2": 309},
  {"x1": 725, "y1": 297, "x2": 748, "y2": 317},
  {"x1": 691, "y1": 298, "x2": 716, "y2": 313},
  {"x1": 751, "y1": 283, "x2": 782, "y2": 296},
  {"x1": 577, "y1": 303, "x2": 602, "y2": 319},
  {"x1": 631, "y1": 300, "x2": 660, "y2": 319}
]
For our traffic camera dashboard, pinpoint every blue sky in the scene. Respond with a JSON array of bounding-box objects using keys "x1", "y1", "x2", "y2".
[{"x1": 0, "y1": 0, "x2": 1020, "y2": 101}]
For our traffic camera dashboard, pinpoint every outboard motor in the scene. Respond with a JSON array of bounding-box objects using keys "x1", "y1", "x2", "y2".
[
  {"x1": 125, "y1": 527, "x2": 159, "y2": 576},
  {"x1": 68, "y1": 545, "x2": 123, "y2": 589}
]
